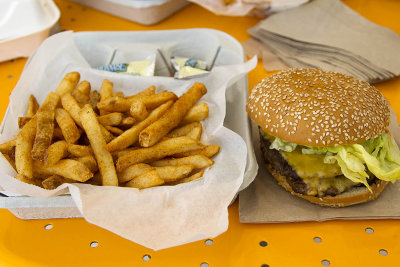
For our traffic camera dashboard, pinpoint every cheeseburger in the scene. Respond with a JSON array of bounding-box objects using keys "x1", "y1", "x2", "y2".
[{"x1": 246, "y1": 68, "x2": 400, "y2": 207}]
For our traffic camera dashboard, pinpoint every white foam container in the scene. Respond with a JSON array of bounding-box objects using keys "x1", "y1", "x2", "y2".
[
  {"x1": 70, "y1": 0, "x2": 189, "y2": 25},
  {"x1": 0, "y1": 0, "x2": 60, "y2": 62},
  {"x1": 0, "y1": 29, "x2": 258, "y2": 219}
]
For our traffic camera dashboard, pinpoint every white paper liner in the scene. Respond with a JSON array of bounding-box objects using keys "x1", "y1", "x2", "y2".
[{"x1": 0, "y1": 31, "x2": 257, "y2": 250}]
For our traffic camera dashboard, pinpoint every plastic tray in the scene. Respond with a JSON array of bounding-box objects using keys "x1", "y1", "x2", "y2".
[
  {"x1": 69, "y1": 0, "x2": 189, "y2": 25},
  {"x1": 0, "y1": 0, "x2": 60, "y2": 62},
  {"x1": 0, "y1": 29, "x2": 257, "y2": 219}
]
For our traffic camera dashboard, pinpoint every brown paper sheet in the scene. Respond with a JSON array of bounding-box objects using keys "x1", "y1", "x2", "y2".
[
  {"x1": 246, "y1": 0, "x2": 400, "y2": 83},
  {"x1": 239, "y1": 106, "x2": 400, "y2": 223}
]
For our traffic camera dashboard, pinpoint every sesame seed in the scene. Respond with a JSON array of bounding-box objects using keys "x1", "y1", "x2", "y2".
[{"x1": 246, "y1": 68, "x2": 390, "y2": 147}]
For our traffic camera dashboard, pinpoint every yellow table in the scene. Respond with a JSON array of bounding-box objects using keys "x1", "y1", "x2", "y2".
[{"x1": 0, "y1": 1, "x2": 399, "y2": 266}]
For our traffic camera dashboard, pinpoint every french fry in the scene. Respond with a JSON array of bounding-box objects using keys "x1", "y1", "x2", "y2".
[
  {"x1": 99, "y1": 79, "x2": 113, "y2": 115},
  {"x1": 67, "y1": 144, "x2": 93, "y2": 157},
  {"x1": 126, "y1": 85, "x2": 156, "y2": 102},
  {"x1": 105, "y1": 126, "x2": 124, "y2": 135},
  {"x1": 15, "y1": 116, "x2": 37, "y2": 179},
  {"x1": 15, "y1": 173, "x2": 42, "y2": 186},
  {"x1": 61, "y1": 93, "x2": 83, "y2": 127},
  {"x1": 31, "y1": 92, "x2": 60, "y2": 161},
  {"x1": 124, "y1": 170, "x2": 164, "y2": 189},
  {"x1": 97, "y1": 96, "x2": 131, "y2": 112},
  {"x1": 0, "y1": 139, "x2": 16, "y2": 153},
  {"x1": 113, "y1": 91, "x2": 124, "y2": 97},
  {"x1": 32, "y1": 170, "x2": 52, "y2": 180},
  {"x1": 117, "y1": 136, "x2": 202, "y2": 172},
  {"x1": 55, "y1": 108, "x2": 81, "y2": 144},
  {"x1": 179, "y1": 102, "x2": 209, "y2": 126},
  {"x1": 99, "y1": 125, "x2": 115, "y2": 143},
  {"x1": 151, "y1": 155, "x2": 214, "y2": 169},
  {"x1": 139, "y1": 83, "x2": 207, "y2": 147},
  {"x1": 100, "y1": 79, "x2": 114, "y2": 102},
  {"x1": 86, "y1": 172, "x2": 102, "y2": 186},
  {"x1": 118, "y1": 163, "x2": 154, "y2": 183},
  {"x1": 129, "y1": 91, "x2": 178, "y2": 110},
  {"x1": 120, "y1": 117, "x2": 136, "y2": 128},
  {"x1": 42, "y1": 175, "x2": 70, "y2": 190},
  {"x1": 97, "y1": 112, "x2": 123, "y2": 126},
  {"x1": 142, "y1": 91, "x2": 178, "y2": 110},
  {"x1": 33, "y1": 159, "x2": 93, "y2": 182},
  {"x1": 167, "y1": 122, "x2": 202, "y2": 139},
  {"x1": 44, "y1": 140, "x2": 68, "y2": 166},
  {"x1": 186, "y1": 126, "x2": 202, "y2": 141},
  {"x1": 7, "y1": 73, "x2": 218, "y2": 189},
  {"x1": 76, "y1": 80, "x2": 91, "y2": 95},
  {"x1": 111, "y1": 147, "x2": 137, "y2": 161},
  {"x1": 106, "y1": 100, "x2": 173, "y2": 152},
  {"x1": 55, "y1": 72, "x2": 80, "y2": 96},
  {"x1": 73, "y1": 80, "x2": 90, "y2": 105},
  {"x1": 174, "y1": 145, "x2": 220, "y2": 158},
  {"x1": 7, "y1": 146, "x2": 16, "y2": 162},
  {"x1": 61, "y1": 93, "x2": 114, "y2": 142},
  {"x1": 138, "y1": 85, "x2": 156, "y2": 96},
  {"x1": 75, "y1": 155, "x2": 98, "y2": 173},
  {"x1": 129, "y1": 100, "x2": 148, "y2": 121},
  {"x1": 79, "y1": 104, "x2": 118, "y2": 186},
  {"x1": 89, "y1": 90, "x2": 101, "y2": 112},
  {"x1": 53, "y1": 127, "x2": 64, "y2": 140},
  {"x1": 174, "y1": 170, "x2": 204, "y2": 184},
  {"x1": 18, "y1": 117, "x2": 31, "y2": 129},
  {"x1": 155, "y1": 165, "x2": 194, "y2": 182},
  {"x1": 26, "y1": 94, "x2": 39, "y2": 117}
]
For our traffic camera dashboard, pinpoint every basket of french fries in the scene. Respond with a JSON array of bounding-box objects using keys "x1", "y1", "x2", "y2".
[
  {"x1": 3, "y1": 72, "x2": 216, "y2": 189},
  {"x1": 0, "y1": 30, "x2": 256, "y2": 250}
]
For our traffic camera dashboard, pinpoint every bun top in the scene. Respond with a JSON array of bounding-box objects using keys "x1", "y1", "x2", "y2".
[{"x1": 246, "y1": 68, "x2": 390, "y2": 147}]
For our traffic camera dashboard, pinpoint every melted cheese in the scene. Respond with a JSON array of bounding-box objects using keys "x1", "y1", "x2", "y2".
[
  {"x1": 261, "y1": 130, "x2": 357, "y2": 196},
  {"x1": 281, "y1": 149, "x2": 342, "y2": 179},
  {"x1": 302, "y1": 176, "x2": 359, "y2": 197}
]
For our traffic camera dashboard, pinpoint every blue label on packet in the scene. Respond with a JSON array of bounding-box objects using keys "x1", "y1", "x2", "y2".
[
  {"x1": 95, "y1": 63, "x2": 128, "y2": 72},
  {"x1": 184, "y1": 59, "x2": 198, "y2": 68}
]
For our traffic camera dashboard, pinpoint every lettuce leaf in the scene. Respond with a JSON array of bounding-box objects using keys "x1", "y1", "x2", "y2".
[
  {"x1": 270, "y1": 137, "x2": 297, "y2": 152},
  {"x1": 269, "y1": 134, "x2": 400, "y2": 191}
]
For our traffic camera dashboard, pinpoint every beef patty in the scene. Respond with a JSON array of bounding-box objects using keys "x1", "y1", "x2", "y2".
[{"x1": 259, "y1": 131, "x2": 377, "y2": 197}]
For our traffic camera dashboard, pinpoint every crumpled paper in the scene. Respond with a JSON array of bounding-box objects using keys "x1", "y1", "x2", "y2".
[
  {"x1": 0, "y1": 31, "x2": 257, "y2": 250},
  {"x1": 187, "y1": 0, "x2": 308, "y2": 17}
]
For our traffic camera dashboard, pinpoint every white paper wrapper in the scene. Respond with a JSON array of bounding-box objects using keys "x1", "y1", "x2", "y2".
[
  {"x1": 0, "y1": 31, "x2": 257, "y2": 250},
  {"x1": 187, "y1": 0, "x2": 308, "y2": 16}
]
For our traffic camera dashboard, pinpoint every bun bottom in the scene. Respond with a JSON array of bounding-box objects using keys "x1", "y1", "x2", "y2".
[{"x1": 264, "y1": 162, "x2": 389, "y2": 208}]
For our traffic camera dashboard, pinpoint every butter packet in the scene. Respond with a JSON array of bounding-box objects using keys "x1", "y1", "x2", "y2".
[
  {"x1": 94, "y1": 54, "x2": 156, "y2": 76},
  {"x1": 171, "y1": 56, "x2": 209, "y2": 79}
]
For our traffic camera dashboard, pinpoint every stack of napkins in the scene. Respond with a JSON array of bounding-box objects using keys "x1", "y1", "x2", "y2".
[{"x1": 248, "y1": 0, "x2": 400, "y2": 83}]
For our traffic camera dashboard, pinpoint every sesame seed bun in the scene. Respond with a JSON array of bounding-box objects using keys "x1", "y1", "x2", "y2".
[
  {"x1": 246, "y1": 68, "x2": 390, "y2": 147},
  {"x1": 265, "y1": 162, "x2": 389, "y2": 207}
]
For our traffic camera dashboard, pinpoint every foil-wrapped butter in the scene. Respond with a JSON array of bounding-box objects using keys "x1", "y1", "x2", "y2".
[
  {"x1": 171, "y1": 56, "x2": 209, "y2": 79},
  {"x1": 95, "y1": 59, "x2": 155, "y2": 76}
]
